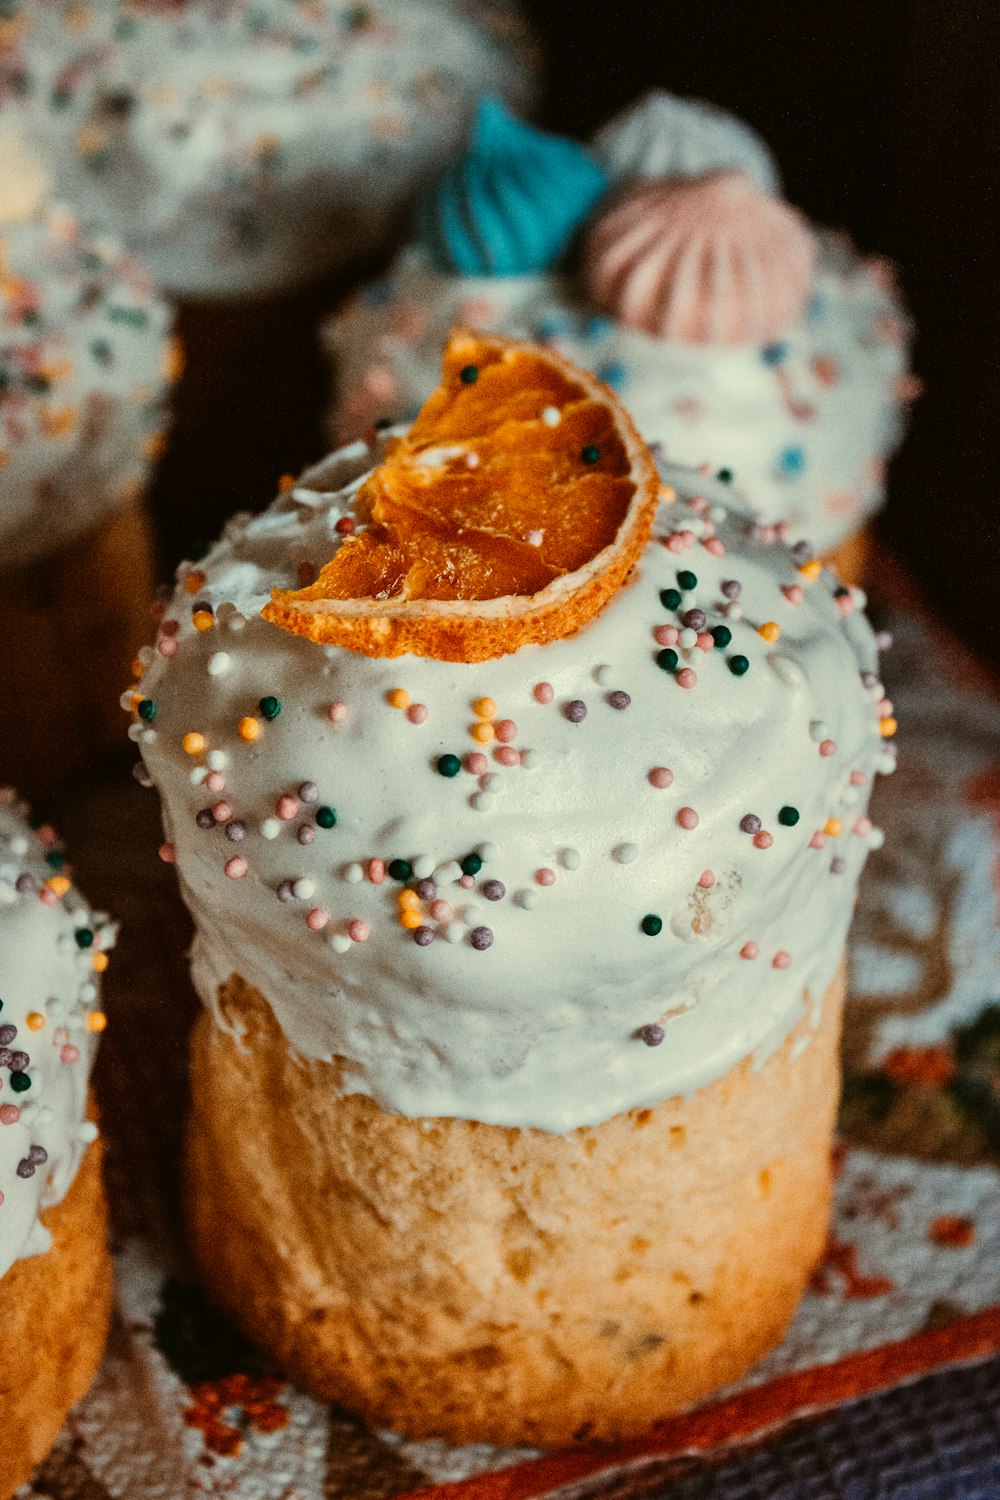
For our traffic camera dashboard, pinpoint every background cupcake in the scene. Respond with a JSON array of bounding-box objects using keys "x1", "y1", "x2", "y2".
[
  {"x1": 0, "y1": 127, "x2": 175, "y2": 801},
  {"x1": 328, "y1": 93, "x2": 917, "y2": 578}
]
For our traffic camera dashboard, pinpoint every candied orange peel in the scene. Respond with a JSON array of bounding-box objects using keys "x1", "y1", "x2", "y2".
[{"x1": 263, "y1": 330, "x2": 660, "y2": 662}]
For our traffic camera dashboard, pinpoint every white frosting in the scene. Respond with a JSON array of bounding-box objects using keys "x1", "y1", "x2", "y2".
[
  {"x1": 326, "y1": 232, "x2": 914, "y2": 556},
  {"x1": 4, "y1": 0, "x2": 536, "y2": 299},
  {"x1": 592, "y1": 90, "x2": 781, "y2": 195},
  {"x1": 134, "y1": 436, "x2": 892, "y2": 1134},
  {"x1": 0, "y1": 790, "x2": 114, "y2": 1276},
  {"x1": 0, "y1": 195, "x2": 174, "y2": 566}
]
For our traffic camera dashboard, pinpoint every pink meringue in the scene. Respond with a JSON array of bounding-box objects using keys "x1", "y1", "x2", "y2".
[{"x1": 583, "y1": 171, "x2": 817, "y2": 345}]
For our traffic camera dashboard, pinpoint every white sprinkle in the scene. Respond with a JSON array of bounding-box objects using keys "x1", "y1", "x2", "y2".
[
  {"x1": 541, "y1": 405, "x2": 561, "y2": 426},
  {"x1": 206, "y1": 750, "x2": 228, "y2": 771},
  {"x1": 809, "y1": 720, "x2": 830, "y2": 742},
  {"x1": 480, "y1": 774, "x2": 502, "y2": 792},
  {"x1": 877, "y1": 753, "x2": 897, "y2": 775},
  {"x1": 208, "y1": 652, "x2": 231, "y2": 677},
  {"x1": 868, "y1": 827, "x2": 886, "y2": 849},
  {"x1": 593, "y1": 664, "x2": 614, "y2": 686},
  {"x1": 343, "y1": 863, "x2": 364, "y2": 884},
  {"x1": 292, "y1": 878, "x2": 315, "y2": 900},
  {"x1": 330, "y1": 933, "x2": 351, "y2": 954},
  {"x1": 444, "y1": 921, "x2": 466, "y2": 944},
  {"x1": 412, "y1": 854, "x2": 435, "y2": 879},
  {"x1": 842, "y1": 788, "x2": 859, "y2": 806},
  {"x1": 854, "y1": 588, "x2": 868, "y2": 609},
  {"x1": 477, "y1": 842, "x2": 498, "y2": 861},
  {"x1": 710, "y1": 505, "x2": 728, "y2": 523},
  {"x1": 526, "y1": 529, "x2": 544, "y2": 547},
  {"x1": 560, "y1": 847, "x2": 582, "y2": 870},
  {"x1": 140, "y1": 728, "x2": 158, "y2": 745},
  {"x1": 670, "y1": 908, "x2": 694, "y2": 940},
  {"x1": 189, "y1": 767, "x2": 207, "y2": 786},
  {"x1": 119, "y1": 690, "x2": 136, "y2": 711},
  {"x1": 520, "y1": 749, "x2": 539, "y2": 770},
  {"x1": 471, "y1": 792, "x2": 495, "y2": 812},
  {"x1": 226, "y1": 613, "x2": 247, "y2": 632},
  {"x1": 517, "y1": 888, "x2": 538, "y2": 910},
  {"x1": 768, "y1": 652, "x2": 804, "y2": 687},
  {"x1": 261, "y1": 818, "x2": 281, "y2": 840},
  {"x1": 614, "y1": 842, "x2": 639, "y2": 864},
  {"x1": 435, "y1": 860, "x2": 462, "y2": 884},
  {"x1": 78, "y1": 1121, "x2": 99, "y2": 1144},
  {"x1": 78, "y1": 983, "x2": 97, "y2": 1004},
  {"x1": 724, "y1": 601, "x2": 743, "y2": 620}
]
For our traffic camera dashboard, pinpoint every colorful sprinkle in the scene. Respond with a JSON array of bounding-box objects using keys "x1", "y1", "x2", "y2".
[
  {"x1": 640, "y1": 915, "x2": 663, "y2": 937},
  {"x1": 677, "y1": 807, "x2": 699, "y2": 830},
  {"x1": 648, "y1": 767, "x2": 673, "y2": 789},
  {"x1": 533, "y1": 682, "x2": 554, "y2": 705}
]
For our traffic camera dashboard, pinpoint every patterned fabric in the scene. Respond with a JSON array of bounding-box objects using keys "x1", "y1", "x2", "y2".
[{"x1": 19, "y1": 587, "x2": 1000, "y2": 1499}]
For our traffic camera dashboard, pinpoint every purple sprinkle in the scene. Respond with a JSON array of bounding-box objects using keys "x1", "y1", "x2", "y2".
[
  {"x1": 9, "y1": 1051, "x2": 29, "y2": 1072},
  {"x1": 16, "y1": 1160, "x2": 34, "y2": 1179},
  {"x1": 298, "y1": 781, "x2": 319, "y2": 804},
  {"x1": 830, "y1": 857, "x2": 846, "y2": 875},
  {"x1": 860, "y1": 670, "x2": 879, "y2": 689},
  {"x1": 470, "y1": 925, "x2": 494, "y2": 951},
  {"x1": 296, "y1": 824, "x2": 316, "y2": 845},
  {"x1": 0, "y1": 1050, "x2": 11, "y2": 1069},
  {"x1": 225, "y1": 820, "x2": 246, "y2": 842},
  {"x1": 648, "y1": 440, "x2": 663, "y2": 459},
  {"x1": 415, "y1": 879, "x2": 437, "y2": 901},
  {"x1": 481, "y1": 879, "x2": 505, "y2": 901},
  {"x1": 681, "y1": 608, "x2": 706, "y2": 631},
  {"x1": 413, "y1": 925, "x2": 434, "y2": 947},
  {"x1": 15, "y1": 873, "x2": 36, "y2": 895},
  {"x1": 132, "y1": 760, "x2": 153, "y2": 788},
  {"x1": 27, "y1": 1144, "x2": 47, "y2": 1165},
  {"x1": 740, "y1": 814, "x2": 762, "y2": 835},
  {"x1": 791, "y1": 540, "x2": 813, "y2": 564},
  {"x1": 276, "y1": 879, "x2": 296, "y2": 902},
  {"x1": 195, "y1": 808, "x2": 215, "y2": 830},
  {"x1": 639, "y1": 1023, "x2": 665, "y2": 1047},
  {"x1": 0, "y1": 1026, "x2": 16, "y2": 1046},
  {"x1": 721, "y1": 579, "x2": 741, "y2": 600},
  {"x1": 874, "y1": 631, "x2": 894, "y2": 652},
  {"x1": 564, "y1": 699, "x2": 587, "y2": 724},
  {"x1": 883, "y1": 741, "x2": 898, "y2": 761},
  {"x1": 607, "y1": 690, "x2": 631, "y2": 711}
]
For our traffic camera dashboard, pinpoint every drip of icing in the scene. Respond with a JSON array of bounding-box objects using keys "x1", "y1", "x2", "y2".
[
  {"x1": 584, "y1": 173, "x2": 817, "y2": 346},
  {"x1": 0, "y1": 127, "x2": 51, "y2": 225},
  {"x1": 593, "y1": 90, "x2": 780, "y2": 194},
  {"x1": 416, "y1": 97, "x2": 609, "y2": 276}
]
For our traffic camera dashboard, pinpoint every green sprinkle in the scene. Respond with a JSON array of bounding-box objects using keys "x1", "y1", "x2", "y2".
[
  {"x1": 388, "y1": 859, "x2": 412, "y2": 882},
  {"x1": 315, "y1": 806, "x2": 337, "y2": 829},
  {"x1": 656, "y1": 648, "x2": 679, "y2": 673},
  {"x1": 640, "y1": 914, "x2": 663, "y2": 936},
  {"x1": 9, "y1": 1072, "x2": 30, "y2": 1093},
  {"x1": 659, "y1": 588, "x2": 682, "y2": 610},
  {"x1": 778, "y1": 806, "x2": 800, "y2": 826},
  {"x1": 44, "y1": 851, "x2": 65, "y2": 872},
  {"x1": 729, "y1": 655, "x2": 750, "y2": 676},
  {"x1": 258, "y1": 696, "x2": 281, "y2": 720},
  {"x1": 137, "y1": 698, "x2": 156, "y2": 721},
  {"x1": 74, "y1": 929, "x2": 94, "y2": 949},
  {"x1": 716, "y1": 468, "x2": 733, "y2": 483},
  {"x1": 677, "y1": 570, "x2": 698, "y2": 591},
  {"x1": 710, "y1": 625, "x2": 732, "y2": 649},
  {"x1": 460, "y1": 853, "x2": 483, "y2": 876},
  {"x1": 436, "y1": 754, "x2": 461, "y2": 778},
  {"x1": 459, "y1": 364, "x2": 479, "y2": 384},
  {"x1": 580, "y1": 445, "x2": 601, "y2": 464}
]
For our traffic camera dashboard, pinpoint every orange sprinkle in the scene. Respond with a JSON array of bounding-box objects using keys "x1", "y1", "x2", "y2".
[
  {"x1": 799, "y1": 559, "x2": 823, "y2": 581},
  {"x1": 880, "y1": 717, "x2": 898, "y2": 738},
  {"x1": 277, "y1": 473, "x2": 296, "y2": 493},
  {"x1": 400, "y1": 909, "x2": 423, "y2": 930},
  {"x1": 182, "y1": 732, "x2": 206, "y2": 756},
  {"x1": 25, "y1": 1012, "x2": 45, "y2": 1031},
  {"x1": 131, "y1": 657, "x2": 145, "y2": 679},
  {"x1": 91, "y1": 952, "x2": 109, "y2": 974},
  {"x1": 46, "y1": 876, "x2": 71, "y2": 898},
  {"x1": 238, "y1": 717, "x2": 260, "y2": 742},
  {"x1": 86, "y1": 1011, "x2": 108, "y2": 1033},
  {"x1": 471, "y1": 722, "x2": 495, "y2": 744},
  {"x1": 192, "y1": 610, "x2": 214, "y2": 633},
  {"x1": 929, "y1": 1215, "x2": 975, "y2": 1249},
  {"x1": 473, "y1": 696, "x2": 497, "y2": 719},
  {"x1": 882, "y1": 1045, "x2": 954, "y2": 1089},
  {"x1": 386, "y1": 688, "x2": 411, "y2": 710},
  {"x1": 758, "y1": 621, "x2": 781, "y2": 643},
  {"x1": 659, "y1": 484, "x2": 677, "y2": 504},
  {"x1": 184, "y1": 570, "x2": 206, "y2": 595},
  {"x1": 397, "y1": 889, "x2": 420, "y2": 910},
  {"x1": 824, "y1": 818, "x2": 843, "y2": 838}
]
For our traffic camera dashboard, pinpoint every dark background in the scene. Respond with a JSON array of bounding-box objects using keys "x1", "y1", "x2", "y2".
[{"x1": 154, "y1": 1, "x2": 999, "y2": 664}]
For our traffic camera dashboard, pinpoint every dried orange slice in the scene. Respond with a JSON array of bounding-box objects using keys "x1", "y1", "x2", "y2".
[{"x1": 264, "y1": 330, "x2": 659, "y2": 662}]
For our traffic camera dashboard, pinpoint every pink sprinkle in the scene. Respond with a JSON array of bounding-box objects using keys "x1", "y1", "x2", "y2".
[
  {"x1": 205, "y1": 771, "x2": 225, "y2": 794},
  {"x1": 850, "y1": 770, "x2": 868, "y2": 786},
  {"x1": 158, "y1": 842, "x2": 176, "y2": 864},
  {"x1": 306, "y1": 908, "x2": 330, "y2": 931},
  {"x1": 740, "y1": 941, "x2": 760, "y2": 960},
  {"x1": 761, "y1": 525, "x2": 778, "y2": 544},
  {"x1": 535, "y1": 867, "x2": 556, "y2": 887},
  {"x1": 810, "y1": 832, "x2": 828, "y2": 849},
  {"x1": 496, "y1": 746, "x2": 520, "y2": 767},
  {"x1": 430, "y1": 900, "x2": 453, "y2": 923},
  {"x1": 335, "y1": 517, "x2": 356, "y2": 535},
  {"x1": 775, "y1": 522, "x2": 789, "y2": 541},
  {"x1": 696, "y1": 632, "x2": 714, "y2": 650},
  {"x1": 406, "y1": 703, "x2": 428, "y2": 725},
  {"x1": 819, "y1": 739, "x2": 837, "y2": 757},
  {"x1": 653, "y1": 624, "x2": 679, "y2": 646},
  {"x1": 297, "y1": 560, "x2": 316, "y2": 585},
  {"x1": 212, "y1": 801, "x2": 233, "y2": 822},
  {"x1": 495, "y1": 718, "x2": 518, "y2": 743},
  {"x1": 676, "y1": 668, "x2": 698, "y2": 689},
  {"x1": 649, "y1": 767, "x2": 674, "y2": 789},
  {"x1": 224, "y1": 856, "x2": 247, "y2": 879},
  {"x1": 465, "y1": 451, "x2": 480, "y2": 469},
  {"x1": 878, "y1": 698, "x2": 894, "y2": 718},
  {"x1": 466, "y1": 752, "x2": 488, "y2": 775},
  {"x1": 772, "y1": 950, "x2": 792, "y2": 970},
  {"x1": 703, "y1": 537, "x2": 726, "y2": 557},
  {"x1": 677, "y1": 807, "x2": 699, "y2": 830},
  {"x1": 698, "y1": 870, "x2": 716, "y2": 889},
  {"x1": 836, "y1": 594, "x2": 855, "y2": 616},
  {"x1": 61, "y1": 1044, "x2": 80, "y2": 1063},
  {"x1": 158, "y1": 635, "x2": 179, "y2": 658},
  {"x1": 347, "y1": 919, "x2": 370, "y2": 943},
  {"x1": 853, "y1": 817, "x2": 873, "y2": 837},
  {"x1": 276, "y1": 795, "x2": 299, "y2": 821},
  {"x1": 0, "y1": 1104, "x2": 20, "y2": 1125},
  {"x1": 753, "y1": 830, "x2": 773, "y2": 850},
  {"x1": 366, "y1": 858, "x2": 385, "y2": 884},
  {"x1": 459, "y1": 874, "x2": 475, "y2": 889},
  {"x1": 679, "y1": 530, "x2": 696, "y2": 548},
  {"x1": 666, "y1": 533, "x2": 686, "y2": 553},
  {"x1": 160, "y1": 618, "x2": 179, "y2": 637},
  {"x1": 39, "y1": 886, "x2": 58, "y2": 907},
  {"x1": 328, "y1": 701, "x2": 349, "y2": 723},
  {"x1": 533, "y1": 682, "x2": 554, "y2": 705},
  {"x1": 782, "y1": 585, "x2": 804, "y2": 605}
]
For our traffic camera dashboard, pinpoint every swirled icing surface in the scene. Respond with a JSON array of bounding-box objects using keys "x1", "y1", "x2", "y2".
[
  {"x1": 416, "y1": 97, "x2": 608, "y2": 275},
  {"x1": 133, "y1": 436, "x2": 894, "y2": 1133},
  {"x1": 0, "y1": 790, "x2": 115, "y2": 1276},
  {"x1": 592, "y1": 90, "x2": 780, "y2": 194},
  {"x1": 1, "y1": 0, "x2": 537, "y2": 298},
  {"x1": 0, "y1": 176, "x2": 175, "y2": 566}
]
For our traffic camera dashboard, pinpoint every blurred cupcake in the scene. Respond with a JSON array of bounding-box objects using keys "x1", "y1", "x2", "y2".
[
  {"x1": 0, "y1": 127, "x2": 175, "y2": 800},
  {"x1": 328, "y1": 92, "x2": 917, "y2": 579},
  {"x1": 0, "y1": 788, "x2": 115, "y2": 1497}
]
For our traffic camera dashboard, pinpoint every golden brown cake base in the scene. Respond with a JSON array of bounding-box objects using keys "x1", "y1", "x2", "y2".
[
  {"x1": 821, "y1": 523, "x2": 872, "y2": 588},
  {"x1": 186, "y1": 966, "x2": 844, "y2": 1448},
  {"x1": 0, "y1": 500, "x2": 156, "y2": 802},
  {"x1": 0, "y1": 1136, "x2": 112, "y2": 1498}
]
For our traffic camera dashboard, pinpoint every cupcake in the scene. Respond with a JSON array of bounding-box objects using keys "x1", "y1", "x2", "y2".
[
  {"x1": 327, "y1": 93, "x2": 917, "y2": 579},
  {"x1": 0, "y1": 787, "x2": 115, "y2": 1497},
  {"x1": 0, "y1": 127, "x2": 175, "y2": 800},
  {"x1": 131, "y1": 333, "x2": 895, "y2": 1446}
]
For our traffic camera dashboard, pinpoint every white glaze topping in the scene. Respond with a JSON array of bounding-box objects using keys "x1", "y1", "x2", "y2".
[
  {"x1": 134, "y1": 436, "x2": 893, "y2": 1133},
  {"x1": 0, "y1": 790, "x2": 114, "y2": 1276},
  {"x1": 592, "y1": 90, "x2": 781, "y2": 195}
]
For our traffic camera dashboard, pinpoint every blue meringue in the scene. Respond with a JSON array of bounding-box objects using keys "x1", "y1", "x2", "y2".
[{"x1": 416, "y1": 98, "x2": 609, "y2": 276}]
